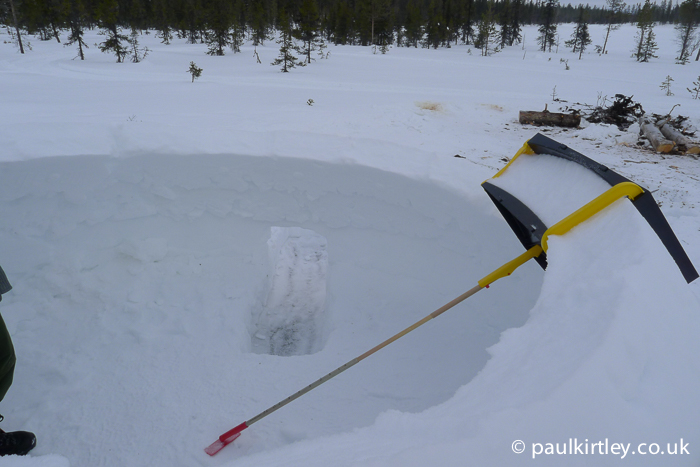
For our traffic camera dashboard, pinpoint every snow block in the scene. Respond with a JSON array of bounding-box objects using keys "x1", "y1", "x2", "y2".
[{"x1": 252, "y1": 227, "x2": 328, "y2": 356}]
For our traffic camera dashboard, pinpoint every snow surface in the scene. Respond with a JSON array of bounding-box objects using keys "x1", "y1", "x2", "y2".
[
  {"x1": 0, "y1": 23, "x2": 699, "y2": 467},
  {"x1": 487, "y1": 152, "x2": 613, "y2": 226}
]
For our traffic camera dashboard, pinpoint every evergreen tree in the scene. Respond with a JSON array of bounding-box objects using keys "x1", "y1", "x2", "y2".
[
  {"x1": 204, "y1": 0, "x2": 233, "y2": 56},
  {"x1": 403, "y1": 0, "x2": 423, "y2": 47},
  {"x1": 688, "y1": 76, "x2": 700, "y2": 98},
  {"x1": 424, "y1": 0, "x2": 446, "y2": 48},
  {"x1": 459, "y1": 0, "x2": 475, "y2": 45},
  {"x1": 660, "y1": 75, "x2": 674, "y2": 95},
  {"x1": 188, "y1": 61, "x2": 202, "y2": 82},
  {"x1": 249, "y1": 0, "x2": 271, "y2": 46},
  {"x1": 96, "y1": 0, "x2": 129, "y2": 62},
  {"x1": 271, "y1": 10, "x2": 306, "y2": 72},
  {"x1": 152, "y1": 0, "x2": 174, "y2": 44},
  {"x1": 537, "y1": 0, "x2": 558, "y2": 52},
  {"x1": 330, "y1": 0, "x2": 354, "y2": 45},
  {"x1": 565, "y1": 5, "x2": 591, "y2": 59},
  {"x1": 442, "y1": 0, "x2": 459, "y2": 46},
  {"x1": 675, "y1": 0, "x2": 698, "y2": 64},
  {"x1": 475, "y1": 1, "x2": 499, "y2": 55},
  {"x1": 179, "y1": 0, "x2": 205, "y2": 44},
  {"x1": 508, "y1": 0, "x2": 523, "y2": 46},
  {"x1": 634, "y1": 0, "x2": 654, "y2": 60},
  {"x1": 357, "y1": 0, "x2": 392, "y2": 46},
  {"x1": 295, "y1": 0, "x2": 322, "y2": 63},
  {"x1": 63, "y1": 0, "x2": 88, "y2": 59},
  {"x1": 22, "y1": 0, "x2": 63, "y2": 42},
  {"x1": 498, "y1": 0, "x2": 511, "y2": 49},
  {"x1": 639, "y1": 27, "x2": 659, "y2": 61},
  {"x1": 229, "y1": 0, "x2": 245, "y2": 53},
  {"x1": 8, "y1": 0, "x2": 26, "y2": 53},
  {"x1": 601, "y1": 0, "x2": 626, "y2": 54},
  {"x1": 127, "y1": 28, "x2": 149, "y2": 62}
]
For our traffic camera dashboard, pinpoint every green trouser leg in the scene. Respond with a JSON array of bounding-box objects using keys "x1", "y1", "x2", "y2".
[{"x1": 0, "y1": 312, "x2": 16, "y2": 402}]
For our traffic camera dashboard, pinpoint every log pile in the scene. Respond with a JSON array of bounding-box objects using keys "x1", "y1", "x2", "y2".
[
  {"x1": 657, "y1": 120, "x2": 700, "y2": 154},
  {"x1": 640, "y1": 117, "x2": 700, "y2": 154},
  {"x1": 640, "y1": 118, "x2": 675, "y2": 153}
]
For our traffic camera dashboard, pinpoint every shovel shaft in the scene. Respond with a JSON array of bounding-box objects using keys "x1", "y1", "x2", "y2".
[
  {"x1": 207, "y1": 282, "x2": 496, "y2": 456},
  {"x1": 245, "y1": 284, "x2": 483, "y2": 428}
]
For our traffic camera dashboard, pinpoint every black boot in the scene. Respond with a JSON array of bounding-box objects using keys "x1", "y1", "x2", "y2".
[{"x1": 0, "y1": 428, "x2": 36, "y2": 456}]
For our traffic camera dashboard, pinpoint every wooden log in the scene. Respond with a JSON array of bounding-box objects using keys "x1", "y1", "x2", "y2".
[
  {"x1": 519, "y1": 110, "x2": 581, "y2": 128},
  {"x1": 640, "y1": 118, "x2": 675, "y2": 153},
  {"x1": 657, "y1": 121, "x2": 700, "y2": 154}
]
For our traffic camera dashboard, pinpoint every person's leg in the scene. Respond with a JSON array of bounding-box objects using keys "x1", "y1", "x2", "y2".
[{"x1": 0, "y1": 313, "x2": 15, "y2": 403}]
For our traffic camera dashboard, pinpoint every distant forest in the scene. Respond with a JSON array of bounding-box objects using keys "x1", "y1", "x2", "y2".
[{"x1": 1, "y1": 0, "x2": 697, "y2": 61}]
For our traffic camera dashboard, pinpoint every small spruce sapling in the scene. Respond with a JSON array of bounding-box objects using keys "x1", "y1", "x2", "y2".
[
  {"x1": 688, "y1": 76, "x2": 700, "y2": 99},
  {"x1": 188, "y1": 61, "x2": 203, "y2": 82},
  {"x1": 660, "y1": 75, "x2": 674, "y2": 96},
  {"x1": 128, "y1": 29, "x2": 150, "y2": 63}
]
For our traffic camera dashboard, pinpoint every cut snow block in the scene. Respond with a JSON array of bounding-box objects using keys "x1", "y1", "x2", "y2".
[{"x1": 253, "y1": 227, "x2": 328, "y2": 356}]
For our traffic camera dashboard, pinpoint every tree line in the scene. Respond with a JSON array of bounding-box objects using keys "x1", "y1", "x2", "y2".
[{"x1": 1, "y1": 0, "x2": 698, "y2": 64}]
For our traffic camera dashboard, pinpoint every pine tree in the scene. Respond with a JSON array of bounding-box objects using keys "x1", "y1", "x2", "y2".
[
  {"x1": 204, "y1": 0, "x2": 233, "y2": 56},
  {"x1": 498, "y1": 0, "x2": 512, "y2": 49},
  {"x1": 687, "y1": 76, "x2": 700, "y2": 98},
  {"x1": 63, "y1": 0, "x2": 88, "y2": 59},
  {"x1": 633, "y1": 0, "x2": 654, "y2": 61},
  {"x1": 249, "y1": 0, "x2": 270, "y2": 46},
  {"x1": 178, "y1": 0, "x2": 205, "y2": 44},
  {"x1": 601, "y1": 0, "x2": 626, "y2": 54},
  {"x1": 330, "y1": 0, "x2": 354, "y2": 45},
  {"x1": 8, "y1": 0, "x2": 25, "y2": 53},
  {"x1": 508, "y1": 0, "x2": 523, "y2": 46},
  {"x1": 229, "y1": 0, "x2": 245, "y2": 53},
  {"x1": 357, "y1": 0, "x2": 392, "y2": 47},
  {"x1": 403, "y1": 0, "x2": 423, "y2": 47},
  {"x1": 271, "y1": 10, "x2": 306, "y2": 72},
  {"x1": 660, "y1": 75, "x2": 674, "y2": 96},
  {"x1": 460, "y1": 0, "x2": 475, "y2": 44},
  {"x1": 565, "y1": 6, "x2": 591, "y2": 59},
  {"x1": 188, "y1": 61, "x2": 202, "y2": 82},
  {"x1": 96, "y1": 0, "x2": 129, "y2": 62},
  {"x1": 475, "y1": 2, "x2": 499, "y2": 56},
  {"x1": 424, "y1": 0, "x2": 446, "y2": 48},
  {"x1": 295, "y1": 0, "x2": 322, "y2": 64},
  {"x1": 639, "y1": 27, "x2": 659, "y2": 62},
  {"x1": 537, "y1": 0, "x2": 558, "y2": 52},
  {"x1": 23, "y1": 0, "x2": 63, "y2": 42},
  {"x1": 675, "y1": 0, "x2": 698, "y2": 64},
  {"x1": 151, "y1": 0, "x2": 173, "y2": 44},
  {"x1": 128, "y1": 28, "x2": 149, "y2": 62}
]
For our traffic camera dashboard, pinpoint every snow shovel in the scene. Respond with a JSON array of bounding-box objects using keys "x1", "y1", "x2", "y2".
[{"x1": 204, "y1": 133, "x2": 697, "y2": 456}]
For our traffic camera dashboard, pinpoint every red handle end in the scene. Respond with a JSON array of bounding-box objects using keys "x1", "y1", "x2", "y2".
[{"x1": 219, "y1": 422, "x2": 248, "y2": 443}]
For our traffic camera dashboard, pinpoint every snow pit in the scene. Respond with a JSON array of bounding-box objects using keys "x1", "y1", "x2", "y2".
[{"x1": 0, "y1": 154, "x2": 543, "y2": 466}]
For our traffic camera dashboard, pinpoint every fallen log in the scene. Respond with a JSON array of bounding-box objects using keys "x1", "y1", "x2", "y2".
[
  {"x1": 519, "y1": 109, "x2": 580, "y2": 128},
  {"x1": 640, "y1": 118, "x2": 675, "y2": 153},
  {"x1": 656, "y1": 120, "x2": 700, "y2": 154}
]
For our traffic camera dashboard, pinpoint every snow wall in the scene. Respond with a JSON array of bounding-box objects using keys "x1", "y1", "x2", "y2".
[{"x1": 0, "y1": 153, "x2": 544, "y2": 466}]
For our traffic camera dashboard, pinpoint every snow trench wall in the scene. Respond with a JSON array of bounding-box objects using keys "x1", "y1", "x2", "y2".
[{"x1": 0, "y1": 153, "x2": 544, "y2": 465}]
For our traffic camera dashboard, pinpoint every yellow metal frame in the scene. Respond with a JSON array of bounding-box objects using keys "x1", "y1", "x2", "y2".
[
  {"x1": 477, "y1": 181, "x2": 644, "y2": 288},
  {"x1": 540, "y1": 181, "x2": 644, "y2": 251},
  {"x1": 490, "y1": 142, "x2": 535, "y2": 179}
]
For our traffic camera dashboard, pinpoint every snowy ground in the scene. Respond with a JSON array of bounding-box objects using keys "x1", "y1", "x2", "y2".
[{"x1": 0, "y1": 24, "x2": 699, "y2": 466}]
